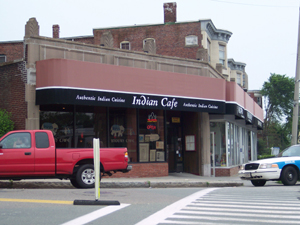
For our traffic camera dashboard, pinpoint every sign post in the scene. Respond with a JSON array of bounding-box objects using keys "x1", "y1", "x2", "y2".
[
  {"x1": 73, "y1": 139, "x2": 120, "y2": 206},
  {"x1": 93, "y1": 138, "x2": 100, "y2": 200}
]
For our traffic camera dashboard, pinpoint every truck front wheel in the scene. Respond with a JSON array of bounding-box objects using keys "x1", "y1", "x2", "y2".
[{"x1": 75, "y1": 164, "x2": 96, "y2": 188}]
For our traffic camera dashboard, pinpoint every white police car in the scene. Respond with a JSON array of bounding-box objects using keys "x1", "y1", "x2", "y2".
[{"x1": 239, "y1": 145, "x2": 300, "y2": 186}]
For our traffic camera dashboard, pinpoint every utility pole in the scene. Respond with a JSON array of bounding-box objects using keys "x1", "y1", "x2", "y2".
[{"x1": 291, "y1": 8, "x2": 300, "y2": 145}]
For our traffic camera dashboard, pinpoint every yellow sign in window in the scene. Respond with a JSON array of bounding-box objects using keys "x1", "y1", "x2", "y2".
[{"x1": 172, "y1": 117, "x2": 180, "y2": 123}]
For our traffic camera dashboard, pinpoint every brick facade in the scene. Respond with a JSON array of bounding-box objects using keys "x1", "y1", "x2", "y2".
[
  {"x1": 213, "y1": 166, "x2": 240, "y2": 177},
  {"x1": 93, "y1": 21, "x2": 203, "y2": 60},
  {"x1": 0, "y1": 61, "x2": 27, "y2": 130},
  {"x1": 0, "y1": 42, "x2": 23, "y2": 62},
  {"x1": 106, "y1": 163, "x2": 168, "y2": 178}
]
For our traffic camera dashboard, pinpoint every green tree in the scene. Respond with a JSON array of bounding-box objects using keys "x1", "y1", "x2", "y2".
[
  {"x1": 260, "y1": 73, "x2": 294, "y2": 151},
  {"x1": 0, "y1": 109, "x2": 14, "y2": 137}
]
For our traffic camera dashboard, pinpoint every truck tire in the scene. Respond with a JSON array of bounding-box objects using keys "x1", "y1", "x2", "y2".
[
  {"x1": 251, "y1": 180, "x2": 266, "y2": 186},
  {"x1": 70, "y1": 178, "x2": 81, "y2": 188},
  {"x1": 76, "y1": 164, "x2": 97, "y2": 188},
  {"x1": 280, "y1": 166, "x2": 298, "y2": 185}
]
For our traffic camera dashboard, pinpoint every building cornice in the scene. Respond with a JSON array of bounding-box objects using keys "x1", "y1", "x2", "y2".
[
  {"x1": 200, "y1": 19, "x2": 232, "y2": 43},
  {"x1": 228, "y1": 58, "x2": 246, "y2": 72}
]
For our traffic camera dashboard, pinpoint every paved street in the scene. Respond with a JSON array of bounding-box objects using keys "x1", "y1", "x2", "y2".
[
  {"x1": 1, "y1": 185, "x2": 300, "y2": 225},
  {"x1": 143, "y1": 186, "x2": 300, "y2": 225}
]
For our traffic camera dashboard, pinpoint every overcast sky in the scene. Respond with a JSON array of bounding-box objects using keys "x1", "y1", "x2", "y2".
[{"x1": 1, "y1": 0, "x2": 299, "y2": 90}]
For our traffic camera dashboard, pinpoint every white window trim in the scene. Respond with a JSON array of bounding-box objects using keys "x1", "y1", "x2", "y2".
[
  {"x1": 0, "y1": 55, "x2": 6, "y2": 63},
  {"x1": 120, "y1": 41, "x2": 130, "y2": 50},
  {"x1": 219, "y1": 44, "x2": 226, "y2": 65}
]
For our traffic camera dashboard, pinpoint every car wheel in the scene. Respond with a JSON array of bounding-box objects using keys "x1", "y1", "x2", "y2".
[
  {"x1": 70, "y1": 178, "x2": 81, "y2": 188},
  {"x1": 281, "y1": 166, "x2": 298, "y2": 185},
  {"x1": 251, "y1": 180, "x2": 266, "y2": 186},
  {"x1": 76, "y1": 164, "x2": 97, "y2": 188}
]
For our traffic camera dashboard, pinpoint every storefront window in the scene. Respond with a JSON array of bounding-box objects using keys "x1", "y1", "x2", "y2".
[
  {"x1": 40, "y1": 105, "x2": 108, "y2": 148},
  {"x1": 75, "y1": 112, "x2": 94, "y2": 148},
  {"x1": 252, "y1": 132, "x2": 257, "y2": 160},
  {"x1": 248, "y1": 130, "x2": 252, "y2": 161},
  {"x1": 210, "y1": 122, "x2": 226, "y2": 167},
  {"x1": 75, "y1": 106, "x2": 107, "y2": 148},
  {"x1": 40, "y1": 110, "x2": 74, "y2": 148},
  {"x1": 138, "y1": 109, "x2": 165, "y2": 162},
  {"x1": 211, "y1": 120, "x2": 258, "y2": 168},
  {"x1": 228, "y1": 123, "x2": 234, "y2": 166},
  {"x1": 109, "y1": 108, "x2": 137, "y2": 162}
]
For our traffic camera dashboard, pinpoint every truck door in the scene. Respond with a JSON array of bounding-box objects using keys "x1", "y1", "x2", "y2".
[
  {"x1": 0, "y1": 132, "x2": 34, "y2": 175},
  {"x1": 34, "y1": 131, "x2": 55, "y2": 174}
]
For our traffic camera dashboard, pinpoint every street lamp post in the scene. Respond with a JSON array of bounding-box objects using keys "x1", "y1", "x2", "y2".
[{"x1": 291, "y1": 8, "x2": 300, "y2": 145}]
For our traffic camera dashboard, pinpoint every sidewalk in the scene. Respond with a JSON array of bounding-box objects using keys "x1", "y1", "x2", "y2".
[{"x1": 0, "y1": 173, "x2": 246, "y2": 189}]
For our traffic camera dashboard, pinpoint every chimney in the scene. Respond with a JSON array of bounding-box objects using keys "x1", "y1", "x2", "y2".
[
  {"x1": 164, "y1": 2, "x2": 177, "y2": 23},
  {"x1": 52, "y1": 24, "x2": 60, "y2": 38}
]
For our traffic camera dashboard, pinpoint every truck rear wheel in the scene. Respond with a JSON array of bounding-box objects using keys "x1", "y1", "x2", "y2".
[
  {"x1": 70, "y1": 178, "x2": 80, "y2": 188},
  {"x1": 76, "y1": 164, "x2": 96, "y2": 188}
]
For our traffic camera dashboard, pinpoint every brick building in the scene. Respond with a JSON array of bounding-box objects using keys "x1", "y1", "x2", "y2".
[{"x1": 0, "y1": 2, "x2": 263, "y2": 177}]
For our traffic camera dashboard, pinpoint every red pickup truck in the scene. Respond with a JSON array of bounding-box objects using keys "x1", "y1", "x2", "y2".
[{"x1": 0, "y1": 130, "x2": 132, "y2": 188}]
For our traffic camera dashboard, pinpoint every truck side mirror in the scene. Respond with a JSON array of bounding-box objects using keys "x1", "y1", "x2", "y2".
[{"x1": 0, "y1": 144, "x2": 2, "y2": 149}]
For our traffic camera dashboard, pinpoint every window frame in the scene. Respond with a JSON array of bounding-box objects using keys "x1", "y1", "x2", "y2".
[
  {"x1": 0, "y1": 55, "x2": 6, "y2": 63},
  {"x1": 219, "y1": 44, "x2": 226, "y2": 65},
  {"x1": 120, "y1": 41, "x2": 130, "y2": 50}
]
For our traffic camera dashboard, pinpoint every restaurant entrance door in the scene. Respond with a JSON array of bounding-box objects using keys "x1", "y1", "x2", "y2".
[{"x1": 167, "y1": 117, "x2": 183, "y2": 173}]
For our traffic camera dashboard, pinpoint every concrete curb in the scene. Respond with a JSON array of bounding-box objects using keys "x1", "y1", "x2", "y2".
[{"x1": 0, "y1": 180, "x2": 244, "y2": 189}]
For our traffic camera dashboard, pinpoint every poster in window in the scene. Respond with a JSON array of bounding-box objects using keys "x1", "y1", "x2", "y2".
[
  {"x1": 139, "y1": 143, "x2": 149, "y2": 162},
  {"x1": 139, "y1": 134, "x2": 144, "y2": 142},
  {"x1": 145, "y1": 135, "x2": 150, "y2": 142},
  {"x1": 156, "y1": 141, "x2": 164, "y2": 149},
  {"x1": 150, "y1": 150, "x2": 156, "y2": 161},
  {"x1": 185, "y1": 135, "x2": 196, "y2": 151},
  {"x1": 156, "y1": 151, "x2": 165, "y2": 161}
]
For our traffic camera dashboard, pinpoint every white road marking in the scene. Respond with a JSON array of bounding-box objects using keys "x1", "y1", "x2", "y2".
[
  {"x1": 61, "y1": 203, "x2": 130, "y2": 225},
  {"x1": 184, "y1": 206, "x2": 299, "y2": 214},
  {"x1": 169, "y1": 215, "x2": 300, "y2": 224},
  {"x1": 190, "y1": 202, "x2": 300, "y2": 210},
  {"x1": 134, "y1": 188, "x2": 219, "y2": 225},
  {"x1": 177, "y1": 209, "x2": 300, "y2": 220}
]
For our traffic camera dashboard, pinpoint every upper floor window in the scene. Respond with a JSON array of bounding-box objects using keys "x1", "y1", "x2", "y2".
[
  {"x1": 0, "y1": 55, "x2": 6, "y2": 63},
  {"x1": 219, "y1": 45, "x2": 225, "y2": 65},
  {"x1": 237, "y1": 73, "x2": 241, "y2": 86},
  {"x1": 120, "y1": 41, "x2": 130, "y2": 50},
  {"x1": 185, "y1": 35, "x2": 198, "y2": 46},
  {"x1": 207, "y1": 39, "x2": 211, "y2": 62}
]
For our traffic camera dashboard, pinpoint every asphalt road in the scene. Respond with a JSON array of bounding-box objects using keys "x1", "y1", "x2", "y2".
[{"x1": 1, "y1": 184, "x2": 300, "y2": 225}]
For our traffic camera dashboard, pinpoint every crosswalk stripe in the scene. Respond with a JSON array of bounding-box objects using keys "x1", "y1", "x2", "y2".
[
  {"x1": 189, "y1": 202, "x2": 300, "y2": 210},
  {"x1": 168, "y1": 215, "x2": 300, "y2": 224},
  {"x1": 193, "y1": 199, "x2": 300, "y2": 206},
  {"x1": 134, "y1": 188, "x2": 219, "y2": 225},
  {"x1": 177, "y1": 209, "x2": 300, "y2": 219},
  {"x1": 197, "y1": 198, "x2": 300, "y2": 204},
  {"x1": 183, "y1": 206, "x2": 300, "y2": 214}
]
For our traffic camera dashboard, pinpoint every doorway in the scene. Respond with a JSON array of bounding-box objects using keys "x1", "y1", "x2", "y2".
[{"x1": 167, "y1": 117, "x2": 183, "y2": 173}]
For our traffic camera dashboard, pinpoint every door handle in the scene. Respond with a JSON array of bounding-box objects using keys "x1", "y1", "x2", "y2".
[{"x1": 25, "y1": 152, "x2": 31, "y2": 155}]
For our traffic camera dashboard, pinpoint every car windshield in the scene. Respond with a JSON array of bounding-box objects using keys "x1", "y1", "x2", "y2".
[{"x1": 277, "y1": 145, "x2": 300, "y2": 157}]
